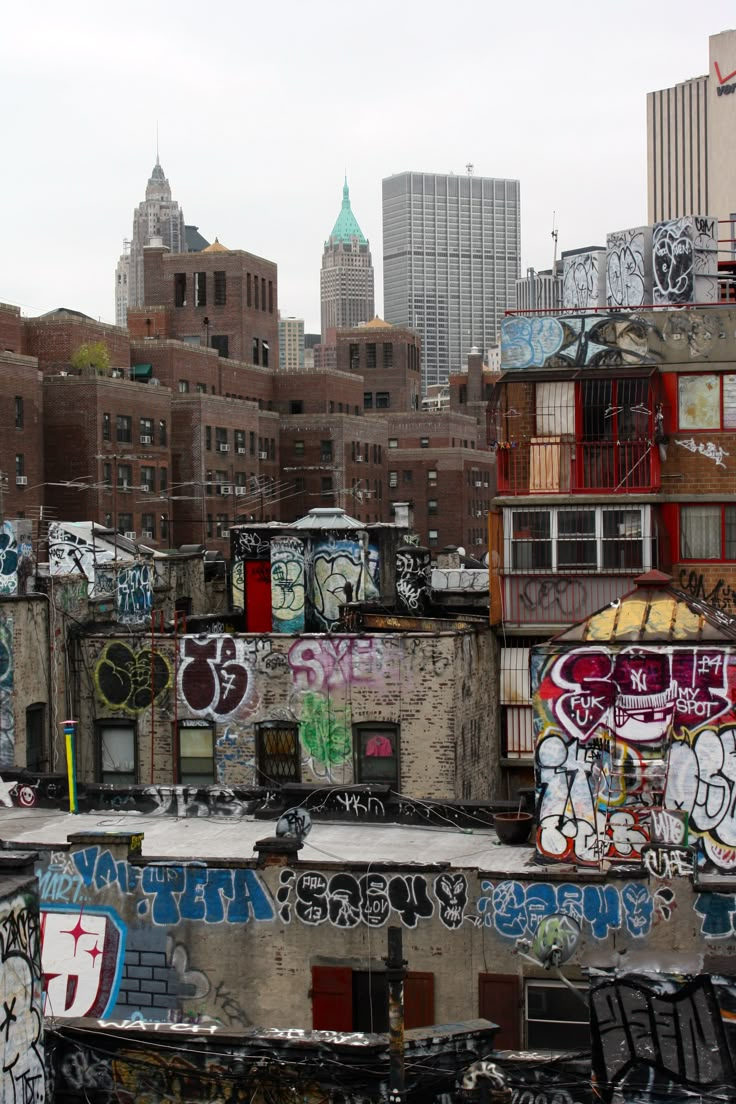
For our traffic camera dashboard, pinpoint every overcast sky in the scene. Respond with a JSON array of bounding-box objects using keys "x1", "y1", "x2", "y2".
[{"x1": 1, "y1": 1, "x2": 733, "y2": 333}]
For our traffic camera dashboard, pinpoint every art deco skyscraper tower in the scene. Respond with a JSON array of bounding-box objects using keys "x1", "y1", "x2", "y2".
[
  {"x1": 115, "y1": 157, "x2": 187, "y2": 326},
  {"x1": 320, "y1": 178, "x2": 375, "y2": 338}
]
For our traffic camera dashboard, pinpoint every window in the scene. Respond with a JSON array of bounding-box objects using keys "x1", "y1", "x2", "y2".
[
  {"x1": 246, "y1": 273, "x2": 252, "y2": 307},
  {"x1": 268, "y1": 280, "x2": 274, "y2": 313},
  {"x1": 196, "y1": 382, "x2": 207, "y2": 394},
  {"x1": 349, "y1": 344, "x2": 360, "y2": 370},
  {"x1": 160, "y1": 514, "x2": 169, "y2": 540},
  {"x1": 459, "y1": 384, "x2": 467, "y2": 404},
  {"x1": 103, "y1": 462, "x2": 111, "y2": 486},
  {"x1": 178, "y1": 724, "x2": 215, "y2": 783},
  {"x1": 215, "y1": 427, "x2": 228, "y2": 451},
  {"x1": 428, "y1": 470, "x2": 437, "y2": 484},
  {"x1": 321, "y1": 476, "x2": 333, "y2": 498},
  {"x1": 139, "y1": 417, "x2": 153, "y2": 442},
  {"x1": 116, "y1": 415, "x2": 131, "y2": 443},
  {"x1": 98, "y1": 723, "x2": 136, "y2": 783},
  {"x1": 159, "y1": 468, "x2": 168, "y2": 491},
  {"x1": 14, "y1": 453, "x2": 24, "y2": 479},
  {"x1": 261, "y1": 278, "x2": 266, "y2": 310},
  {"x1": 290, "y1": 400, "x2": 304, "y2": 414},
  {"x1": 257, "y1": 723, "x2": 299, "y2": 783},
  {"x1": 216, "y1": 514, "x2": 228, "y2": 537},
  {"x1": 211, "y1": 334, "x2": 229, "y2": 358},
  {"x1": 680, "y1": 504, "x2": 736, "y2": 560},
  {"x1": 174, "y1": 273, "x2": 187, "y2": 307},
  {"x1": 403, "y1": 470, "x2": 413, "y2": 484},
  {"x1": 262, "y1": 340, "x2": 270, "y2": 368},
  {"x1": 252, "y1": 338, "x2": 260, "y2": 365},
  {"x1": 254, "y1": 277, "x2": 260, "y2": 310},
  {"x1": 25, "y1": 704, "x2": 44, "y2": 773},
  {"x1": 364, "y1": 392, "x2": 373, "y2": 409},
  {"x1": 294, "y1": 440, "x2": 305, "y2": 457},
  {"x1": 214, "y1": 270, "x2": 226, "y2": 306},
  {"x1": 102, "y1": 412, "x2": 110, "y2": 440},
  {"x1": 507, "y1": 506, "x2": 649, "y2": 573},
  {"x1": 235, "y1": 430, "x2": 246, "y2": 453},
  {"x1": 141, "y1": 514, "x2": 155, "y2": 539},
  {"x1": 250, "y1": 431, "x2": 256, "y2": 456},
  {"x1": 194, "y1": 272, "x2": 207, "y2": 307},
  {"x1": 679, "y1": 373, "x2": 736, "y2": 430},
  {"x1": 141, "y1": 466, "x2": 155, "y2": 491},
  {"x1": 420, "y1": 437, "x2": 429, "y2": 448},
  {"x1": 118, "y1": 513, "x2": 133, "y2": 535},
  {"x1": 389, "y1": 438, "x2": 398, "y2": 449},
  {"x1": 428, "y1": 499, "x2": 438, "y2": 515},
  {"x1": 312, "y1": 965, "x2": 433, "y2": 1032},
  {"x1": 321, "y1": 440, "x2": 333, "y2": 463},
  {"x1": 14, "y1": 397, "x2": 23, "y2": 429},
  {"x1": 428, "y1": 529, "x2": 439, "y2": 546},
  {"x1": 525, "y1": 981, "x2": 588, "y2": 1051},
  {"x1": 159, "y1": 420, "x2": 167, "y2": 446},
  {"x1": 178, "y1": 379, "x2": 190, "y2": 393},
  {"x1": 366, "y1": 343, "x2": 376, "y2": 369},
  {"x1": 117, "y1": 464, "x2": 132, "y2": 489},
  {"x1": 383, "y1": 342, "x2": 393, "y2": 369},
  {"x1": 205, "y1": 425, "x2": 212, "y2": 451},
  {"x1": 354, "y1": 724, "x2": 399, "y2": 786},
  {"x1": 376, "y1": 392, "x2": 390, "y2": 409},
  {"x1": 389, "y1": 471, "x2": 398, "y2": 488}
]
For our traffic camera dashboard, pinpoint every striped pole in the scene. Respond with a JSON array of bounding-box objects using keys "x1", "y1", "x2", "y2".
[{"x1": 63, "y1": 720, "x2": 78, "y2": 814}]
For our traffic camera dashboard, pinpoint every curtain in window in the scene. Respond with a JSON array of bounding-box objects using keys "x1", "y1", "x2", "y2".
[{"x1": 681, "y1": 506, "x2": 721, "y2": 559}]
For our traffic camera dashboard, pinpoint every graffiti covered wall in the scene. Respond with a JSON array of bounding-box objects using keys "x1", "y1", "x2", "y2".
[
  {"x1": 79, "y1": 629, "x2": 497, "y2": 799},
  {"x1": 532, "y1": 643, "x2": 736, "y2": 872},
  {"x1": 0, "y1": 881, "x2": 45, "y2": 1103}
]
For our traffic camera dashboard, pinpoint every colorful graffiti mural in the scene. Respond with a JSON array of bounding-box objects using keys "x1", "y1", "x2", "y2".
[
  {"x1": 533, "y1": 645, "x2": 736, "y2": 869},
  {"x1": 270, "y1": 536, "x2": 305, "y2": 633}
]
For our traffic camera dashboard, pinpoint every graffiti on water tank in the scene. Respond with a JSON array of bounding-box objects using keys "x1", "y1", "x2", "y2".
[
  {"x1": 311, "y1": 537, "x2": 364, "y2": 630},
  {"x1": 270, "y1": 536, "x2": 305, "y2": 633},
  {"x1": 116, "y1": 562, "x2": 154, "y2": 622}
]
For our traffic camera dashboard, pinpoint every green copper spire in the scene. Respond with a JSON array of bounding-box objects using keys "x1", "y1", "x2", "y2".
[{"x1": 327, "y1": 176, "x2": 367, "y2": 245}]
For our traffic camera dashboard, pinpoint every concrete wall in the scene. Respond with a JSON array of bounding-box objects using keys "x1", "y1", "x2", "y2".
[
  {"x1": 30, "y1": 827, "x2": 736, "y2": 1038},
  {"x1": 0, "y1": 867, "x2": 45, "y2": 1102},
  {"x1": 74, "y1": 628, "x2": 497, "y2": 800}
]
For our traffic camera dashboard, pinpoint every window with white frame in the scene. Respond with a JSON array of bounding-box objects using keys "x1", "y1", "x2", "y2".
[{"x1": 505, "y1": 506, "x2": 651, "y2": 574}]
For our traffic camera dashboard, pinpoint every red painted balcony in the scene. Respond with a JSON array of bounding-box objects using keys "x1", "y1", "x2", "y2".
[{"x1": 496, "y1": 437, "x2": 659, "y2": 495}]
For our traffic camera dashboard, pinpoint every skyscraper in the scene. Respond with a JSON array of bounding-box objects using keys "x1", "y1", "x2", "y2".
[
  {"x1": 647, "y1": 28, "x2": 736, "y2": 230},
  {"x1": 115, "y1": 157, "x2": 187, "y2": 326},
  {"x1": 278, "y1": 316, "x2": 305, "y2": 371},
  {"x1": 320, "y1": 179, "x2": 375, "y2": 338},
  {"x1": 383, "y1": 171, "x2": 521, "y2": 390}
]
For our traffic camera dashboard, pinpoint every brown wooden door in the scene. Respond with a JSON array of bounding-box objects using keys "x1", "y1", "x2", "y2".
[
  {"x1": 405, "y1": 971, "x2": 435, "y2": 1029},
  {"x1": 478, "y1": 973, "x2": 521, "y2": 1049},
  {"x1": 311, "y1": 965, "x2": 353, "y2": 1030}
]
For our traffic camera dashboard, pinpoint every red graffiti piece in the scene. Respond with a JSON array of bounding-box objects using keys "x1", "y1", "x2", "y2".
[
  {"x1": 180, "y1": 637, "x2": 249, "y2": 718},
  {"x1": 671, "y1": 650, "x2": 729, "y2": 728}
]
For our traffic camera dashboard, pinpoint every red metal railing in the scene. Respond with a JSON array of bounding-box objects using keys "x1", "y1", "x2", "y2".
[{"x1": 496, "y1": 438, "x2": 659, "y2": 495}]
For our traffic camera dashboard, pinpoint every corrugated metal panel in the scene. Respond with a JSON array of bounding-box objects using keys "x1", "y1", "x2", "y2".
[{"x1": 500, "y1": 647, "x2": 531, "y2": 703}]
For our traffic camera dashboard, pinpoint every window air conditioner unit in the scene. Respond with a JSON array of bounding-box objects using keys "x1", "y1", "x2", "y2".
[
  {"x1": 15, "y1": 476, "x2": 27, "y2": 486},
  {"x1": 237, "y1": 446, "x2": 246, "y2": 454},
  {"x1": 220, "y1": 530, "x2": 230, "y2": 538},
  {"x1": 120, "y1": 481, "x2": 130, "y2": 490},
  {"x1": 59, "y1": 371, "x2": 68, "y2": 377},
  {"x1": 235, "y1": 486, "x2": 247, "y2": 496},
  {"x1": 124, "y1": 531, "x2": 137, "y2": 539},
  {"x1": 149, "y1": 378, "x2": 161, "y2": 387},
  {"x1": 474, "y1": 480, "x2": 483, "y2": 487},
  {"x1": 259, "y1": 450, "x2": 268, "y2": 460},
  {"x1": 142, "y1": 530, "x2": 153, "y2": 539},
  {"x1": 140, "y1": 435, "x2": 152, "y2": 444},
  {"x1": 219, "y1": 443, "x2": 230, "y2": 452},
  {"x1": 221, "y1": 486, "x2": 232, "y2": 496},
  {"x1": 356, "y1": 455, "x2": 363, "y2": 462},
  {"x1": 140, "y1": 483, "x2": 151, "y2": 492},
  {"x1": 111, "y1": 370, "x2": 123, "y2": 379}
]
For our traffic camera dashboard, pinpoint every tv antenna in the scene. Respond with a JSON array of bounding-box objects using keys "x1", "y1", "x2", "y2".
[{"x1": 551, "y1": 211, "x2": 559, "y2": 273}]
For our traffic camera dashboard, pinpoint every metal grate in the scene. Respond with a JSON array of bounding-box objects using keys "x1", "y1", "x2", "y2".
[{"x1": 257, "y1": 724, "x2": 300, "y2": 784}]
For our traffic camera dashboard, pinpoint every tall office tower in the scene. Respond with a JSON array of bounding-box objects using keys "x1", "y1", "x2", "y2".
[
  {"x1": 515, "y1": 266, "x2": 562, "y2": 312},
  {"x1": 320, "y1": 178, "x2": 375, "y2": 338},
  {"x1": 115, "y1": 157, "x2": 187, "y2": 326},
  {"x1": 383, "y1": 171, "x2": 521, "y2": 391},
  {"x1": 647, "y1": 28, "x2": 736, "y2": 230},
  {"x1": 278, "y1": 316, "x2": 305, "y2": 371}
]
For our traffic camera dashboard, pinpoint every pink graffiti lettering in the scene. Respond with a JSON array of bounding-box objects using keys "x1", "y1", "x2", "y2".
[{"x1": 288, "y1": 638, "x2": 381, "y2": 693}]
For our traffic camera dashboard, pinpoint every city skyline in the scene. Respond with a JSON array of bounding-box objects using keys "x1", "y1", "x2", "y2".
[{"x1": 2, "y1": 2, "x2": 734, "y2": 334}]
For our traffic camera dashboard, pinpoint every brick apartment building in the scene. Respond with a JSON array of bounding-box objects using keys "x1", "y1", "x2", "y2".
[{"x1": 336, "y1": 318, "x2": 421, "y2": 413}]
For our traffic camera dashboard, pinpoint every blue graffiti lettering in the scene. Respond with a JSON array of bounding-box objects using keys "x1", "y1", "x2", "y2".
[{"x1": 481, "y1": 880, "x2": 658, "y2": 940}]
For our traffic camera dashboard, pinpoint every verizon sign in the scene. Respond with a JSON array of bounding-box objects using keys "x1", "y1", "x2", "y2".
[{"x1": 715, "y1": 61, "x2": 736, "y2": 95}]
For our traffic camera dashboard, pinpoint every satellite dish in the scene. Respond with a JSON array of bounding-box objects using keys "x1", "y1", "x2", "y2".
[
  {"x1": 531, "y1": 914, "x2": 581, "y2": 969},
  {"x1": 276, "y1": 807, "x2": 312, "y2": 842}
]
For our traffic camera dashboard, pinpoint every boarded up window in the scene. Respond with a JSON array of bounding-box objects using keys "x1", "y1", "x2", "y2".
[
  {"x1": 312, "y1": 966, "x2": 352, "y2": 1030},
  {"x1": 678, "y1": 374, "x2": 720, "y2": 429},
  {"x1": 405, "y1": 971, "x2": 435, "y2": 1029},
  {"x1": 479, "y1": 973, "x2": 521, "y2": 1049}
]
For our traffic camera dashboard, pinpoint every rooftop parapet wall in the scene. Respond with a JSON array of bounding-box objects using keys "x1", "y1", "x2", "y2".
[{"x1": 501, "y1": 306, "x2": 736, "y2": 371}]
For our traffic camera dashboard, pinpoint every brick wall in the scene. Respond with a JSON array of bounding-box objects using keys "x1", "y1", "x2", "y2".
[
  {"x1": 0, "y1": 353, "x2": 44, "y2": 522},
  {"x1": 23, "y1": 312, "x2": 130, "y2": 372},
  {"x1": 0, "y1": 304, "x2": 22, "y2": 353},
  {"x1": 336, "y1": 324, "x2": 421, "y2": 414}
]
